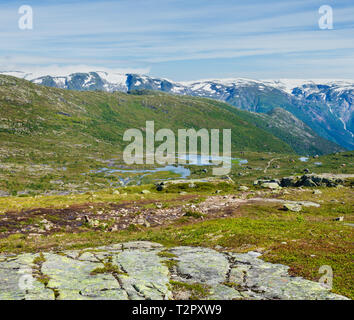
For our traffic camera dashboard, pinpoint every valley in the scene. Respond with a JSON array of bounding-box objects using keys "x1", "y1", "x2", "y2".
[{"x1": 0, "y1": 74, "x2": 353, "y2": 300}]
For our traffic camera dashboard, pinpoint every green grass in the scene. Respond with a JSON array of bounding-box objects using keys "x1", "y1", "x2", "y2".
[
  {"x1": 169, "y1": 280, "x2": 211, "y2": 300},
  {"x1": 33, "y1": 252, "x2": 46, "y2": 265},
  {"x1": 0, "y1": 185, "x2": 185, "y2": 213},
  {"x1": 162, "y1": 259, "x2": 179, "y2": 270},
  {"x1": 32, "y1": 253, "x2": 51, "y2": 286},
  {"x1": 90, "y1": 261, "x2": 127, "y2": 276},
  {"x1": 183, "y1": 210, "x2": 205, "y2": 218},
  {"x1": 157, "y1": 251, "x2": 178, "y2": 259}
]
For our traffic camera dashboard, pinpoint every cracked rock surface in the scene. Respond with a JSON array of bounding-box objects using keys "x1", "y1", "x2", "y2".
[{"x1": 0, "y1": 241, "x2": 349, "y2": 300}]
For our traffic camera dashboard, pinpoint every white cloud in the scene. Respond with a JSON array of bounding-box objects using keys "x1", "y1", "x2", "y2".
[{"x1": 0, "y1": 63, "x2": 150, "y2": 79}]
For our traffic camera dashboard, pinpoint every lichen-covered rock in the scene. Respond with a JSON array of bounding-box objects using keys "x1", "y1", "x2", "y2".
[
  {"x1": 0, "y1": 242, "x2": 349, "y2": 300},
  {"x1": 261, "y1": 182, "x2": 281, "y2": 190},
  {"x1": 0, "y1": 254, "x2": 53, "y2": 300},
  {"x1": 283, "y1": 203, "x2": 302, "y2": 212},
  {"x1": 170, "y1": 246, "x2": 229, "y2": 285},
  {"x1": 112, "y1": 247, "x2": 171, "y2": 300},
  {"x1": 42, "y1": 253, "x2": 126, "y2": 300},
  {"x1": 208, "y1": 284, "x2": 243, "y2": 300},
  {"x1": 313, "y1": 189, "x2": 322, "y2": 195}
]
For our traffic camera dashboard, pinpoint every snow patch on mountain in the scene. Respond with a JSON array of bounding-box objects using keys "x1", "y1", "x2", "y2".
[{"x1": 95, "y1": 71, "x2": 128, "y2": 90}]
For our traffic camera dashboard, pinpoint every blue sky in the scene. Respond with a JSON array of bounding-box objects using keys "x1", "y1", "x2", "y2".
[{"x1": 0, "y1": 0, "x2": 353, "y2": 80}]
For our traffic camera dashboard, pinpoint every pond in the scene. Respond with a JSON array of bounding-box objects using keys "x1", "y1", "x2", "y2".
[
  {"x1": 97, "y1": 165, "x2": 191, "y2": 180},
  {"x1": 299, "y1": 157, "x2": 309, "y2": 162},
  {"x1": 91, "y1": 154, "x2": 248, "y2": 186}
]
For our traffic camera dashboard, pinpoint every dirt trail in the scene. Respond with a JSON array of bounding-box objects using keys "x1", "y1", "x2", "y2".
[{"x1": 264, "y1": 158, "x2": 280, "y2": 173}]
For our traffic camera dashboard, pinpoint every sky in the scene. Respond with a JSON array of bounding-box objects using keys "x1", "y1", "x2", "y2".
[{"x1": 0, "y1": 0, "x2": 353, "y2": 81}]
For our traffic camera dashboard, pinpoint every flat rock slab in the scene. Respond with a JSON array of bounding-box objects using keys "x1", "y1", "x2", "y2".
[{"x1": 0, "y1": 241, "x2": 349, "y2": 300}]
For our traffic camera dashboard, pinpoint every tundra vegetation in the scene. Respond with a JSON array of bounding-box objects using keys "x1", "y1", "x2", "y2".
[{"x1": 0, "y1": 75, "x2": 353, "y2": 299}]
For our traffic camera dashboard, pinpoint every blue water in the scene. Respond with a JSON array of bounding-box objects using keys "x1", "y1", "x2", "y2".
[
  {"x1": 92, "y1": 154, "x2": 248, "y2": 186},
  {"x1": 97, "y1": 165, "x2": 191, "y2": 179},
  {"x1": 178, "y1": 154, "x2": 247, "y2": 166}
]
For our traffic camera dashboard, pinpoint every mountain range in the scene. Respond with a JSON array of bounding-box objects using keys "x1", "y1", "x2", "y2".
[{"x1": 1, "y1": 70, "x2": 352, "y2": 153}]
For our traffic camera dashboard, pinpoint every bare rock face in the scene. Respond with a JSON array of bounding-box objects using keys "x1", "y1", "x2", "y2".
[{"x1": 0, "y1": 241, "x2": 349, "y2": 300}]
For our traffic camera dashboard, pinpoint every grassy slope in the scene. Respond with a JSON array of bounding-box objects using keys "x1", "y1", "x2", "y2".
[
  {"x1": 204, "y1": 99, "x2": 344, "y2": 156},
  {"x1": 0, "y1": 74, "x2": 291, "y2": 155}
]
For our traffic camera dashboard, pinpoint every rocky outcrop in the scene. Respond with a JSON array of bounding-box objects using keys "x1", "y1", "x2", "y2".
[
  {"x1": 253, "y1": 179, "x2": 283, "y2": 190},
  {"x1": 280, "y1": 174, "x2": 354, "y2": 188},
  {"x1": 283, "y1": 203, "x2": 302, "y2": 212},
  {"x1": 260, "y1": 182, "x2": 281, "y2": 190},
  {"x1": 254, "y1": 174, "x2": 354, "y2": 189},
  {"x1": 0, "y1": 241, "x2": 348, "y2": 300}
]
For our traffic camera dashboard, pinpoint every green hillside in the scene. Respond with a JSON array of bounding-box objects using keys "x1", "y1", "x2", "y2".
[
  {"x1": 0, "y1": 75, "x2": 292, "y2": 158},
  {"x1": 226, "y1": 106, "x2": 343, "y2": 156}
]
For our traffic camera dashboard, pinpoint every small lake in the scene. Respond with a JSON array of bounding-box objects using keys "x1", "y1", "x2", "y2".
[
  {"x1": 97, "y1": 165, "x2": 191, "y2": 179},
  {"x1": 92, "y1": 154, "x2": 248, "y2": 186}
]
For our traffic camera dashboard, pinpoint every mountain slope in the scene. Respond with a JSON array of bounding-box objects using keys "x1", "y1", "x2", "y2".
[
  {"x1": 240, "y1": 107, "x2": 343, "y2": 156},
  {"x1": 0, "y1": 74, "x2": 342, "y2": 155},
  {"x1": 13, "y1": 71, "x2": 352, "y2": 150},
  {"x1": 131, "y1": 76, "x2": 353, "y2": 150},
  {"x1": 0, "y1": 75, "x2": 294, "y2": 163}
]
